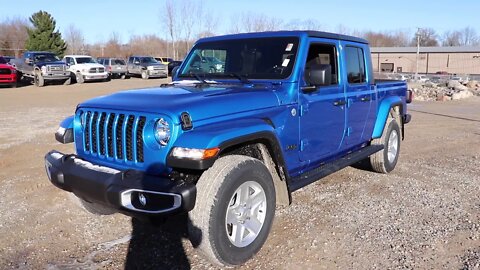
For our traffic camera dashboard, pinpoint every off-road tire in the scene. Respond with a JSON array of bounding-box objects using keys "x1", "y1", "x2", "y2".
[
  {"x1": 188, "y1": 155, "x2": 276, "y2": 266},
  {"x1": 369, "y1": 118, "x2": 401, "y2": 173}
]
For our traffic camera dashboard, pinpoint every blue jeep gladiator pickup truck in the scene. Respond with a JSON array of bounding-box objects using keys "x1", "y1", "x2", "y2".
[{"x1": 45, "y1": 31, "x2": 411, "y2": 266}]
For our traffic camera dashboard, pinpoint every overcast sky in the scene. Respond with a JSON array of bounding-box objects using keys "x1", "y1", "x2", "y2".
[{"x1": 2, "y1": 0, "x2": 479, "y2": 43}]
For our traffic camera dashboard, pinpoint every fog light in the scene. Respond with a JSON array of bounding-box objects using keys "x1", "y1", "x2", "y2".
[{"x1": 138, "y1": 193, "x2": 147, "y2": 206}]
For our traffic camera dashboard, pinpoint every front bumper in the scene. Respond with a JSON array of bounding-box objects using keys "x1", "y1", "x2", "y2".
[
  {"x1": 43, "y1": 72, "x2": 70, "y2": 80},
  {"x1": 148, "y1": 70, "x2": 168, "y2": 77},
  {"x1": 0, "y1": 74, "x2": 16, "y2": 84},
  {"x1": 44, "y1": 150, "x2": 196, "y2": 217},
  {"x1": 84, "y1": 73, "x2": 108, "y2": 81}
]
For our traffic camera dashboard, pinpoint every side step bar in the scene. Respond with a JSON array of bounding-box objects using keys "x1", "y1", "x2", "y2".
[{"x1": 290, "y1": 145, "x2": 384, "y2": 192}]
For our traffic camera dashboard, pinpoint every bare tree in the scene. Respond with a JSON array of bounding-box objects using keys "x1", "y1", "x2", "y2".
[
  {"x1": 412, "y1": 28, "x2": 439, "y2": 47},
  {"x1": 362, "y1": 30, "x2": 410, "y2": 47},
  {"x1": 161, "y1": 0, "x2": 179, "y2": 59},
  {"x1": 442, "y1": 30, "x2": 462, "y2": 46},
  {"x1": 64, "y1": 24, "x2": 86, "y2": 54},
  {"x1": 229, "y1": 13, "x2": 283, "y2": 34},
  {"x1": 460, "y1": 27, "x2": 478, "y2": 46},
  {"x1": 284, "y1": 19, "x2": 323, "y2": 31},
  {"x1": 0, "y1": 17, "x2": 29, "y2": 57}
]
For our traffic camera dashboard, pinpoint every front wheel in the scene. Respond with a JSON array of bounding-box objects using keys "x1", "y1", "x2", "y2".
[
  {"x1": 141, "y1": 70, "x2": 149, "y2": 80},
  {"x1": 76, "y1": 72, "x2": 84, "y2": 84},
  {"x1": 189, "y1": 155, "x2": 276, "y2": 266},
  {"x1": 369, "y1": 118, "x2": 401, "y2": 173},
  {"x1": 34, "y1": 73, "x2": 45, "y2": 87}
]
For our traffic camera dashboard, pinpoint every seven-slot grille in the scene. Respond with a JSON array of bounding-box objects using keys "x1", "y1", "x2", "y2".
[{"x1": 82, "y1": 111, "x2": 146, "y2": 162}]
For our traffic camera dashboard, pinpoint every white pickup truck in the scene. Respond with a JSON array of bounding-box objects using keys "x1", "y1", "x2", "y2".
[{"x1": 62, "y1": 55, "x2": 109, "y2": 83}]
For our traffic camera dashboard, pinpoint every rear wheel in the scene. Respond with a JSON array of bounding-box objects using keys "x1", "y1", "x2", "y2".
[
  {"x1": 369, "y1": 118, "x2": 401, "y2": 173},
  {"x1": 189, "y1": 155, "x2": 275, "y2": 266},
  {"x1": 120, "y1": 74, "x2": 126, "y2": 80}
]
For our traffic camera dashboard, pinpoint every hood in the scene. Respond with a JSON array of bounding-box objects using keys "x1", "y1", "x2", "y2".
[
  {"x1": 0, "y1": 63, "x2": 15, "y2": 69},
  {"x1": 78, "y1": 83, "x2": 281, "y2": 123},
  {"x1": 35, "y1": 61, "x2": 66, "y2": 67}
]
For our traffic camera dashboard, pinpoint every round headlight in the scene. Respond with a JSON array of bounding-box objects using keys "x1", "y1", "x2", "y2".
[{"x1": 154, "y1": 118, "x2": 170, "y2": 146}]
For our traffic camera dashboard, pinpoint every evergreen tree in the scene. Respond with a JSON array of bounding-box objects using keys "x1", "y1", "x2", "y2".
[{"x1": 25, "y1": 11, "x2": 67, "y2": 57}]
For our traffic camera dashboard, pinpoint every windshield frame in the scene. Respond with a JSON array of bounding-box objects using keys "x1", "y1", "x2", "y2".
[{"x1": 178, "y1": 36, "x2": 300, "y2": 82}]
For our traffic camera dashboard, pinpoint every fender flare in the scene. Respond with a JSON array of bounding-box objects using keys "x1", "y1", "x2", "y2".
[
  {"x1": 372, "y1": 96, "x2": 403, "y2": 139},
  {"x1": 167, "y1": 118, "x2": 286, "y2": 171}
]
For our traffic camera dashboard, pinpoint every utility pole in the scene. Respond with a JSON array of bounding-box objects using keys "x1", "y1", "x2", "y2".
[{"x1": 415, "y1": 28, "x2": 421, "y2": 81}]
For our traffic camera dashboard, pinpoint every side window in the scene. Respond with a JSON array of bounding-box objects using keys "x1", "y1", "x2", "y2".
[
  {"x1": 305, "y1": 43, "x2": 338, "y2": 85},
  {"x1": 345, "y1": 46, "x2": 366, "y2": 84},
  {"x1": 69, "y1": 58, "x2": 75, "y2": 65},
  {"x1": 128, "y1": 57, "x2": 133, "y2": 64}
]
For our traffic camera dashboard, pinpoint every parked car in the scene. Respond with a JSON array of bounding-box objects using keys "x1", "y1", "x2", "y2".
[
  {"x1": 11, "y1": 51, "x2": 70, "y2": 87},
  {"x1": 46, "y1": 30, "x2": 412, "y2": 267},
  {"x1": 97, "y1": 57, "x2": 129, "y2": 79},
  {"x1": 0, "y1": 56, "x2": 19, "y2": 87},
  {"x1": 155, "y1": 57, "x2": 174, "y2": 65},
  {"x1": 414, "y1": 75, "x2": 429, "y2": 83},
  {"x1": 63, "y1": 55, "x2": 109, "y2": 83},
  {"x1": 167, "y1": 60, "x2": 182, "y2": 76},
  {"x1": 187, "y1": 54, "x2": 225, "y2": 73},
  {"x1": 127, "y1": 56, "x2": 167, "y2": 79}
]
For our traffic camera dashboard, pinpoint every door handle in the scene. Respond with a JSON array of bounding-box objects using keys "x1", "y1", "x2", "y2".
[
  {"x1": 360, "y1": 96, "x2": 371, "y2": 102},
  {"x1": 333, "y1": 100, "x2": 346, "y2": 106}
]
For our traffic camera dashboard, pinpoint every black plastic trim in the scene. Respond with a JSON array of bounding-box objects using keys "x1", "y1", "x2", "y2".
[
  {"x1": 290, "y1": 144, "x2": 384, "y2": 191},
  {"x1": 45, "y1": 150, "x2": 196, "y2": 217}
]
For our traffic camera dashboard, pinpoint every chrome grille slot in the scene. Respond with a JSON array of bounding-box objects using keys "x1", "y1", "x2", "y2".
[{"x1": 81, "y1": 110, "x2": 146, "y2": 163}]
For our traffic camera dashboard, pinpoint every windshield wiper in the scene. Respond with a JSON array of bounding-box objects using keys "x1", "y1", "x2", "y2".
[{"x1": 229, "y1": 73, "x2": 252, "y2": 84}]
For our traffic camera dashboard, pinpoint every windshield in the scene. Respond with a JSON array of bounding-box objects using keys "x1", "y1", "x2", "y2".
[
  {"x1": 34, "y1": 54, "x2": 59, "y2": 62},
  {"x1": 76, "y1": 57, "x2": 97, "y2": 64},
  {"x1": 140, "y1": 57, "x2": 158, "y2": 64},
  {"x1": 179, "y1": 37, "x2": 299, "y2": 80}
]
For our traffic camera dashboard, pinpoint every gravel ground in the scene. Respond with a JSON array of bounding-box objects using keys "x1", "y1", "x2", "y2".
[{"x1": 0, "y1": 80, "x2": 479, "y2": 269}]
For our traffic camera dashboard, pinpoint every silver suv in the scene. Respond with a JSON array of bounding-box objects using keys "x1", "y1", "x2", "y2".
[
  {"x1": 127, "y1": 56, "x2": 167, "y2": 79},
  {"x1": 97, "y1": 58, "x2": 128, "y2": 79}
]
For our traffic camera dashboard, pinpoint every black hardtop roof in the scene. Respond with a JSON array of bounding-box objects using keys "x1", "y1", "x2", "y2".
[{"x1": 198, "y1": 30, "x2": 369, "y2": 44}]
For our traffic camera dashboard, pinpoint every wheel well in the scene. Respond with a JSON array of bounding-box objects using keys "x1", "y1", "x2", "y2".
[
  {"x1": 389, "y1": 105, "x2": 403, "y2": 139},
  {"x1": 220, "y1": 140, "x2": 291, "y2": 206}
]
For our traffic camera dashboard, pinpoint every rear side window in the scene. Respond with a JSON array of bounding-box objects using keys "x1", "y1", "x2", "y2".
[{"x1": 345, "y1": 46, "x2": 366, "y2": 84}]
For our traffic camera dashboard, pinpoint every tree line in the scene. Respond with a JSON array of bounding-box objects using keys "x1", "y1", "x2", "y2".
[{"x1": 1, "y1": 1, "x2": 479, "y2": 59}]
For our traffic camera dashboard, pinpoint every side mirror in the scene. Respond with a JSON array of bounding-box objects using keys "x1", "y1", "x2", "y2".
[
  {"x1": 304, "y1": 64, "x2": 332, "y2": 87},
  {"x1": 25, "y1": 58, "x2": 33, "y2": 65},
  {"x1": 172, "y1": 66, "x2": 180, "y2": 80}
]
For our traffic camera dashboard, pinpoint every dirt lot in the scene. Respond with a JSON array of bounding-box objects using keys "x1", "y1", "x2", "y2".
[{"x1": 0, "y1": 79, "x2": 479, "y2": 269}]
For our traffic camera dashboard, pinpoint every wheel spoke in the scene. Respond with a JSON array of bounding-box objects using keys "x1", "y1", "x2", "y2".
[
  {"x1": 226, "y1": 208, "x2": 238, "y2": 224},
  {"x1": 244, "y1": 216, "x2": 262, "y2": 235},
  {"x1": 248, "y1": 191, "x2": 265, "y2": 210},
  {"x1": 233, "y1": 224, "x2": 245, "y2": 244}
]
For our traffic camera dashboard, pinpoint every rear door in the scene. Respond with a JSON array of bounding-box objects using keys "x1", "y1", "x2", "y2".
[
  {"x1": 340, "y1": 43, "x2": 374, "y2": 149},
  {"x1": 299, "y1": 40, "x2": 346, "y2": 163}
]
